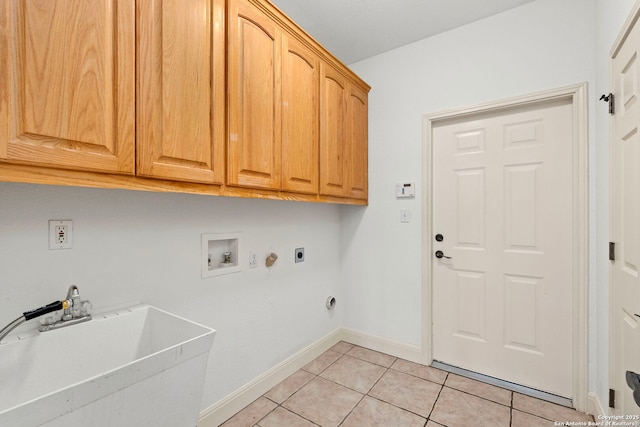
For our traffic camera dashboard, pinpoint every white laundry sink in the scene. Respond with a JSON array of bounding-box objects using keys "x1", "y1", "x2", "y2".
[{"x1": 0, "y1": 304, "x2": 215, "y2": 427}]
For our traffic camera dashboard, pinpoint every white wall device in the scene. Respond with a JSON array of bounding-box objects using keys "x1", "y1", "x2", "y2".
[{"x1": 396, "y1": 182, "x2": 416, "y2": 198}]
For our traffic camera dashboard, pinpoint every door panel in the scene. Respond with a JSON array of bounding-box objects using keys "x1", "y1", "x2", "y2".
[
  {"x1": 319, "y1": 63, "x2": 347, "y2": 197},
  {"x1": 228, "y1": 0, "x2": 281, "y2": 189},
  {"x1": 281, "y1": 35, "x2": 318, "y2": 194},
  {"x1": 0, "y1": 0, "x2": 135, "y2": 173},
  {"x1": 346, "y1": 85, "x2": 368, "y2": 199},
  {"x1": 137, "y1": 0, "x2": 225, "y2": 183},
  {"x1": 432, "y1": 98, "x2": 574, "y2": 398},
  {"x1": 611, "y1": 10, "x2": 640, "y2": 415}
]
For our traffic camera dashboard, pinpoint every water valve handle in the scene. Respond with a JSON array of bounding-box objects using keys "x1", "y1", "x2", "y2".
[{"x1": 23, "y1": 300, "x2": 65, "y2": 321}]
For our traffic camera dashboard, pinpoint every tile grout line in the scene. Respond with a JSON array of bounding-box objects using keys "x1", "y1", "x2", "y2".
[
  {"x1": 441, "y1": 384, "x2": 513, "y2": 407},
  {"x1": 296, "y1": 344, "x2": 358, "y2": 427},
  {"x1": 426, "y1": 372, "x2": 449, "y2": 423},
  {"x1": 262, "y1": 372, "x2": 323, "y2": 426},
  {"x1": 251, "y1": 397, "x2": 278, "y2": 427},
  {"x1": 358, "y1": 361, "x2": 445, "y2": 423},
  {"x1": 329, "y1": 344, "x2": 359, "y2": 426},
  {"x1": 264, "y1": 350, "x2": 335, "y2": 427},
  {"x1": 313, "y1": 359, "x2": 387, "y2": 424},
  {"x1": 510, "y1": 390, "x2": 514, "y2": 427},
  {"x1": 335, "y1": 368, "x2": 377, "y2": 427}
]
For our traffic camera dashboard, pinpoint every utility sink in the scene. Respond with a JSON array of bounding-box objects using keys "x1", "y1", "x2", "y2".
[{"x1": 0, "y1": 304, "x2": 215, "y2": 427}]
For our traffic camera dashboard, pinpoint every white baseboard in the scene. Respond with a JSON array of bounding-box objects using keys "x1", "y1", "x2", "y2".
[
  {"x1": 340, "y1": 328, "x2": 423, "y2": 364},
  {"x1": 587, "y1": 392, "x2": 607, "y2": 418},
  {"x1": 198, "y1": 328, "x2": 423, "y2": 426},
  {"x1": 197, "y1": 329, "x2": 342, "y2": 427}
]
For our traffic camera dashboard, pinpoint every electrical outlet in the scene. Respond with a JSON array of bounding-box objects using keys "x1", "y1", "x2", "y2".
[
  {"x1": 249, "y1": 251, "x2": 257, "y2": 269},
  {"x1": 295, "y1": 247, "x2": 305, "y2": 263},
  {"x1": 49, "y1": 220, "x2": 73, "y2": 250}
]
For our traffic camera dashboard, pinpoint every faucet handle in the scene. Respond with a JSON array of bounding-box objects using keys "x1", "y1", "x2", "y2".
[
  {"x1": 78, "y1": 300, "x2": 92, "y2": 316},
  {"x1": 66, "y1": 285, "x2": 80, "y2": 300}
]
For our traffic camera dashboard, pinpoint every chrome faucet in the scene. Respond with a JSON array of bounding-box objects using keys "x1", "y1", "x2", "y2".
[
  {"x1": 0, "y1": 285, "x2": 92, "y2": 343},
  {"x1": 63, "y1": 285, "x2": 83, "y2": 320},
  {"x1": 41, "y1": 285, "x2": 92, "y2": 331}
]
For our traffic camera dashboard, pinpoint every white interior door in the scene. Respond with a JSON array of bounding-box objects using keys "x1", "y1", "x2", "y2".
[
  {"x1": 610, "y1": 4, "x2": 640, "y2": 415},
  {"x1": 431, "y1": 97, "x2": 575, "y2": 398}
]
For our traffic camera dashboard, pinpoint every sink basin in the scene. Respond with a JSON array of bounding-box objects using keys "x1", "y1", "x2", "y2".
[{"x1": 0, "y1": 304, "x2": 215, "y2": 427}]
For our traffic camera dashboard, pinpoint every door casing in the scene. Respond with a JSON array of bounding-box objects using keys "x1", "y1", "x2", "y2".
[{"x1": 421, "y1": 83, "x2": 589, "y2": 411}]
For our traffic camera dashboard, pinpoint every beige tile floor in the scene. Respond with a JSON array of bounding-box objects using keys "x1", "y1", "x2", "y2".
[{"x1": 221, "y1": 341, "x2": 594, "y2": 427}]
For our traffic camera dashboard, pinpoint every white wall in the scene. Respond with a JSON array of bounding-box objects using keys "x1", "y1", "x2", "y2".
[
  {"x1": 345, "y1": 0, "x2": 602, "y2": 401},
  {"x1": 0, "y1": 182, "x2": 345, "y2": 408}
]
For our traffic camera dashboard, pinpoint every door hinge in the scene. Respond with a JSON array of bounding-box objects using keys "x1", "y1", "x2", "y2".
[
  {"x1": 610, "y1": 388, "x2": 616, "y2": 408},
  {"x1": 601, "y1": 93, "x2": 615, "y2": 115},
  {"x1": 610, "y1": 242, "x2": 616, "y2": 261}
]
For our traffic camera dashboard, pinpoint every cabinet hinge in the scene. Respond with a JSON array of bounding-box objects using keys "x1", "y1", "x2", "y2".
[
  {"x1": 609, "y1": 388, "x2": 616, "y2": 408},
  {"x1": 610, "y1": 242, "x2": 616, "y2": 261},
  {"x1": 601, "y1": 93, "x2": 615, "y2": 115}
]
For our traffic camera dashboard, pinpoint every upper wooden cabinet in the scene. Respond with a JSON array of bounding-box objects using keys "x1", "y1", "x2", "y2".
[
  {"x1": 319, "y1": 63, "x2": 368, "y2": 200},
  {"x1": 227, "y1": 0, "x2": 281, "y2": 190},
  {"x1": 227, "y1": 0, "x2": 322, "y2": 195},
  {"x1": 345, "y1": 84, "x2": 368, "y2": 199},
  {"x1": 0, "y1": 0, "x2": 135, "y2": 174},
  {"x1": 319, "y1": 64, "x2": 347, "y2": 197},
  {"x1": 281, "y1": 35, "x2": 319, "y2": 195},
  {"x1": 137, "y1": 0, "x2": 225, "y2": 184},
  {"x1": 0, "y1": 0, "x2": 369, "y2": 204}
]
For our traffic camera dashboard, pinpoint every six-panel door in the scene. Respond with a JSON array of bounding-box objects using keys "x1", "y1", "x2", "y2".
[
  {"x1": 610, "y1": 11, "x2": 640, "y2": 415},
  {"x1": 432, "y1": 98, "x2": 575, "y2": 398}
]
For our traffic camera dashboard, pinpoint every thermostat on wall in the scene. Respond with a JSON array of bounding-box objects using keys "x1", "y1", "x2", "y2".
[{"x1": 396, "y1": 182, "x2": 416, "y2": 198}]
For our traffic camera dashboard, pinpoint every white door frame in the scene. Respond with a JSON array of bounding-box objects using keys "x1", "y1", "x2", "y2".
[{"x1": 421, "y1": 83, "x2": 589, "y2": 411}]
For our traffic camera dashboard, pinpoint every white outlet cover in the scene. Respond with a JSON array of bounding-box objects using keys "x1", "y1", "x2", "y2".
[{"x1": 49, "y1": 220, "x2": 73, "y2": 250}]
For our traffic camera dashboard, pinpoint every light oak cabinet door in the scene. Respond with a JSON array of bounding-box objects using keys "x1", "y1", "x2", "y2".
[
  {"x1": 0, "y1": 0, "x2": 135, "y2": 173},
  {"x1": 137, "y1": 0, "x2": 225, "y2": 184},
  {"x1": 319, "y1": 63, "x2": 348, "y2": 197},
  {"x1": 228, "y1": 0, "x2": 281, "y2": 190},
  {"x1": 281, "y1": 35, "x2": 319, "y2": 194},
  {"x1": 346, "y1": 85, "x2": 368, "y2": 199},
  {"x1": 319, "y1": 63, "x2": 368, "y2": 200}
]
